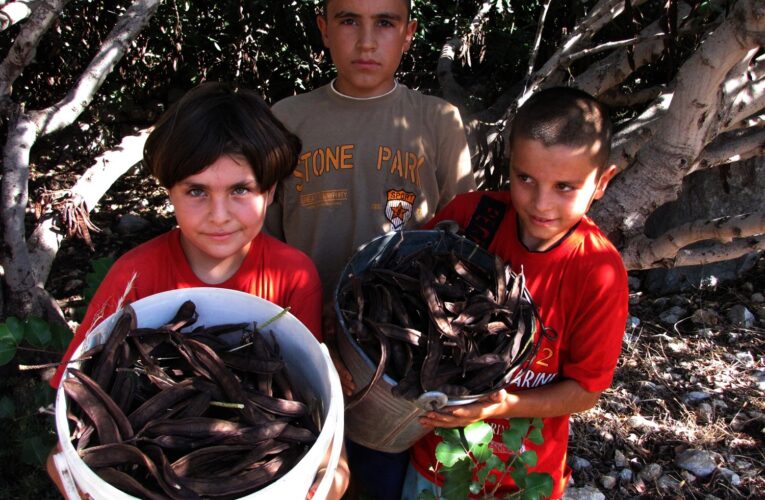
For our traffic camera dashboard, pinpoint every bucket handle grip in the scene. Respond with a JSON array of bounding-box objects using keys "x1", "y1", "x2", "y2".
[{"x1": 52, "y1": 451, "x2": 81, "y2": 500}]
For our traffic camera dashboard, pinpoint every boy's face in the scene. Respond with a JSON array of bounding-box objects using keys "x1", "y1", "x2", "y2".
[
  {"x1": 318, "y1": 0, "x2": 417, "y2": 98},
  {"x1": 167, "y1": 155, "x2": 274, "y2": 283},
  {"x1": 509, "y1": 137, "x2": 616, "y2": 252}
]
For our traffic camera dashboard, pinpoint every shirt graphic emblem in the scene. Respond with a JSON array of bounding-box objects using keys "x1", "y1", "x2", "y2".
[{"x1": 385, "y1": 189, "x2": 416, "y2": 230}]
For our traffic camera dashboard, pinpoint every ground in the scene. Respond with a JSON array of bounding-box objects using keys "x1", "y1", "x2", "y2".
[{"x1": 3, "y1": 162, "x2": 764, "y2": 499}]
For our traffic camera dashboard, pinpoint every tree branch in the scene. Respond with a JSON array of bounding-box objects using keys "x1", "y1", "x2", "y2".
[
  {"x1": 692, "y1": 125, "x2": 765, "y2": 172},
  {"x1": 576, "y1": 2, "x2": 695, "y2": 96},
  {"x1": 670, "y1": 236, "x2": 765, "y2": 269},
  {"x1": 0, "y1": 0, "x2": 70, "y2": 98},
  {"x1": 1, "y1": 0, "x2": 160, "y2": 320},
  {"x1": 608, "y1": 87, "x2": 673, "y2": 171},
  {"x1": 721, "y1": 57, "x2": 765, "y2": 131},
  {"x1": 598, "y1": 85, "x2": 664, "y2": 109},
  {"x1": 523, "y1": 0, "x2": 650, "y2": 98},
  {"x1": 525, "y1": 0, "x2": 553, "y2": 80},
  {"x1": 31, "y1": 0, "x2": 161, "y2": 135},
  {"x1": 437, "y1": 0, "x2": 493, "y2": 111},
  {"x1": 0, "y1": 0, "x2": 38, "y2": 31},
  {"x1": 591, "y1": 0, "x2": 765, "y2": 242},
  {"x1": 27, "y1": 127, "x2": 152, "y2": 283},
  {"x1": 621, "y1": 211, "x2": 765, "y2": 269}
]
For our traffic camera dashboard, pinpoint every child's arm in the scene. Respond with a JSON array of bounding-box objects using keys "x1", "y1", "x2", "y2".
[{"x1": 418, "y1": 379, "x2": 601, "y2": 428}]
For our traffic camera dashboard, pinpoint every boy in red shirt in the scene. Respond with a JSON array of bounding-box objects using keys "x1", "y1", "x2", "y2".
[
  {"x1": 404, "y1": 87, "x2": 629, "y2": 499},
  {"x1": 48, "y1": 82, "x2": 349, "y2": 498}
]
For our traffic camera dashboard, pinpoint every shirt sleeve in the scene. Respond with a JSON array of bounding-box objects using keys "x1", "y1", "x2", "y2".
[
  {"x1": 561, "y1": 254, "x2": 629, "y2": 392},
  {"x1": 434, "y1": 103, "x2": 476, "y2": 210}
]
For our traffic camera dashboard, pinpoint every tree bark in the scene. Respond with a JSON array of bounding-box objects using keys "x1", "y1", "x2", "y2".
[
  {"x1": 621, "y1": 211, "x2": 765, "y2": 269},
  {"x1": 0, "y1": 0, "x2": 161, "y2": 321},
  {"x1": 0, "y1": 0, "x2": 70, "y2": 99},
  {"x1": 590, "y1": 0, "x2": 765, "y2": 244},
  {"x1": 27, "y1": 128, "x2": 151, "y2": 283}
]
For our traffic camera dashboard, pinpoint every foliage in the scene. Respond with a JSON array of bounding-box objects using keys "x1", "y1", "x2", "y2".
[
  {"x1": 0, "y1": 372, "x2": 58, "y2": 500},
  {"x1": 76, "y1": 255, "x2": 116, "y2": 321},
  {"x1": 0, "y1": 254, "x2": 111, "y2": 496},
  {"x1": 0, "y1": 316, "x2": 72, "y2": 366},
  {"x1": 421, "y1": 419, "x2": 552, "y2": 499}
]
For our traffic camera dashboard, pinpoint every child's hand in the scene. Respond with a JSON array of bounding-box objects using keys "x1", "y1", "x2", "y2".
[
  {"x1": 418, "y1": 389, "x2": 508, "y2": 428},
  {"x1": 328, "y1": 345, "x2": 356, "y2": 396}
]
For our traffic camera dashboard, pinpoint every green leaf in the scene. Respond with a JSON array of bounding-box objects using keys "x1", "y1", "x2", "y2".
[
  {"x1": 509, "y1": 418, "x2": 532, "y2": 435},
  {"x1": 510, "y1": 464, "x2": 528, "y2": 489},
  {"x1": 435, "y1": 426, "x2": 464, "y2": 446},
  {"x1": 441, "y1": 459, "x2": 472, "y2": 500},
  {"x1": 527, "y1": 427, "x2": 544, "y2": 445},
  {"x1": 518, "y1": 450, "x2": 538, "y2": 468},
  {"x1": 531, "y1": 417, "x2": 544, "y2": 430},
  {"x1": 0, "y1": 396, "x2": 15, "y2": 418},
  {"x1": 50, "y1": 322, "x2": 73, "y2": 352},
  {"x1": 21, "y1": 436, "x2": 50, "y2": 466},
  {"x1": 520, "y1": 472, "x2": 554, "y2": 500},
  {"x1": 0, "y1": 324, "x2": 11, "y2": 344},
  {"x1": 463, "y1": 421, "x2": 494, "y2": 462},
  {"x1": 84, "y1": 256, "x2": 114, "y2": 302},
  {"x1": 24, "y1": 317, "x2": 52, "y2": 347},
  {"x1": 435, "y1": 438, "x2": 469, "y2": 467},
  {"x1": 4, "y1": 317, "x2": 25, "y2": 343},
  {"x1": 0, "y1": 339, "x2": 17, "y2": 366},
  {"x1": 476, "y1": 453, "x2": 504, "y2": 485},
  {"x1": 92, "y1": 256, "x2": 114, "y2": 275},
  {"x1": 463, "y1": 421, "x2": 493, "y2": 446},
  {"x1": 502, "y1": 430, "x2": 524, "y2": 453}
]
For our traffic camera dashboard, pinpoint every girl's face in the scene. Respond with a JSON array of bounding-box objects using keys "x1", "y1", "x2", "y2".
[{"x1": 167, "y1": 154, "x2": 274, "y2": 284}]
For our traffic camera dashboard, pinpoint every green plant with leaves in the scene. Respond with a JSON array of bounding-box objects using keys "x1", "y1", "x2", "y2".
[
  {"x1": 0, "y1": 313, "x2": 68, "y2": 498},
  {"x1": 0, "y1": 255, "x2": 114, "y2": 496},
  {"x1": 0, "y1": 316, "x2": 72, "y2": 367},
  {"x1": 419, "y1": 418, "x2": 552, "y2": 500}
]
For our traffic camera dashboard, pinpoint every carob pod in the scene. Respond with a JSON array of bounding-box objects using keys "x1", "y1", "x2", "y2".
[
  {"x1": 62, "y1": 378, "x2": 122, "y2": 445},
  {"x1": 90, "y1": 306, "x2": 136, "y2": 392},
  {"x1": 67, "y1": 368, "x2": 134, "y2": 440}
]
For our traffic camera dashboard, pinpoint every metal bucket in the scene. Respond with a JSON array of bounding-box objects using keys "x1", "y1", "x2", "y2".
[{"x1": 335, "y1": 229, "x2": 538, "y2": 453}]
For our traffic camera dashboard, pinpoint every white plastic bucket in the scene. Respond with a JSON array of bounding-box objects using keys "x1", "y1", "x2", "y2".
[{"x1": 53, "y1": 287, "x2": 343, "y2": 500}]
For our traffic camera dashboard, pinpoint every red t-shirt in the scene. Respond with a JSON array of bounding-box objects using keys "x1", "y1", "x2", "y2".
[
  {"x1": 411, "y1": 191, "x2": 628, "y2": 498},
  {"x1": 51, "y1": 229, "x2": 323, "y2": 388}
]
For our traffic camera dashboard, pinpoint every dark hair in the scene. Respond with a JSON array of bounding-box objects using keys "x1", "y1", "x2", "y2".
[
  {"x1": 144, "y1": 82, "x2": 301, "y2": 190},
  {"x1": 322, "y1": 0, "x2": 411, "y2": 17},
  {"x1": 510, "y1": 86, "x2": 612, "y2": 170}
]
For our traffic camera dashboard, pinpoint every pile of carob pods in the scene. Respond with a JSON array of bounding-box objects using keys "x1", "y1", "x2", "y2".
[{"x1": 62, "y1": 300, "x2": 320, "y2": 499}]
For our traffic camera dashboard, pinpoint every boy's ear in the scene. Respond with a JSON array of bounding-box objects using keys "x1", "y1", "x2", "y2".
[
  {"x1": 593, "y1": 164, "x2": 617, "y2": 200},
  {"x1": 403, "y1": 19, "x2": 418, "y2": 52},
  {"x1": 317, "y1": 15, "x2": 330, "y2": 48}
]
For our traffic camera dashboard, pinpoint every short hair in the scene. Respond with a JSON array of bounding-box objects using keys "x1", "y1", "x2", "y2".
[
  {"x1": 509, "y1": 87, "x2": 613, "y2": 170},
  {"x1": 144, "y1": 82, "x2": 301, "y2": 190},
  {"x1": 322, "y1": 0, "x2": 411, "y2": 17}
]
